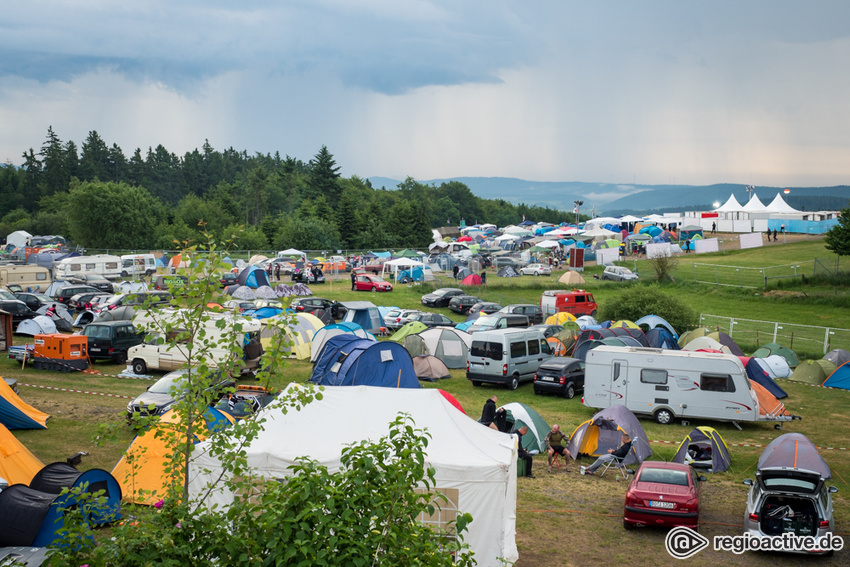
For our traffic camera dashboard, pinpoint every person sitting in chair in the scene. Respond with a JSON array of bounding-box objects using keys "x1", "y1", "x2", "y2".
[
  {"x1": 514, "y1": 426, "x2": 534, "y2": 478},
  {"x1": 580, "y1": 433, "x2": 631, "y2": 476},
  {"x1": 545, "y1": 424, "x2": 571, "y2": 472}
]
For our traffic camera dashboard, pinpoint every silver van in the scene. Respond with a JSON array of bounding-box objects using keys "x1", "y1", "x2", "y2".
[{"x1": 466, "y1": 328, "x2": 553, "y2": 390}]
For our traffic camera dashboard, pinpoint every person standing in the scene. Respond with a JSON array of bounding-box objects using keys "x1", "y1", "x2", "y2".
[
  {"x1": 452, "y1": 264, "x2": 459, "y2": 280},
  {"x1": 274, "y1": 263, "x2": 281, "y2": 281},
  {"x1": 350, "y1": 271, "x2": 356, "y2": 291},
  {"x1": 711, "y1": 221, "x2": 716, "y2": 234},
  {"x1": 480, "y1": 395, "x2": 497, "y2": 427}
]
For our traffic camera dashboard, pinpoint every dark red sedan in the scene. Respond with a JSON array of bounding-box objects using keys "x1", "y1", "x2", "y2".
[{"x1": 623, "y1": 461, "x2": 705, "y2": 531}]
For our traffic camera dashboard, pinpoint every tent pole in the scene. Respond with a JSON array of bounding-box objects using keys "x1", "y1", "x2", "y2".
[{"x1": 397, "y1": 369, "x2": 402, "y2": 388}]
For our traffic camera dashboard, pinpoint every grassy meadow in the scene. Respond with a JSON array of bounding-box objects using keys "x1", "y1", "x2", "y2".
[{"x1": 4, "y1": 236, "x2": 850, "y2": 566}]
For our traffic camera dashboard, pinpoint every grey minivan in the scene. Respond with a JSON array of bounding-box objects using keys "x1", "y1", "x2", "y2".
[{"x1": 466, "y1": 328, "x2": 553, "y2": 390}]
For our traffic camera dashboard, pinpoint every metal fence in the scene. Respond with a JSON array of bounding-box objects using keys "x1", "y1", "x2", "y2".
[
  {"x1": 699, "y1": 313, "x2": 850, "y2": 356},
  {"x1": 686, "y1": 260, "x2": 815, "y2": 288}
]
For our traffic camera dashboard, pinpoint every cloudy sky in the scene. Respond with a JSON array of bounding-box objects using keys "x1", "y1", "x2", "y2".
[{"x1": 2, "y1": 1, "x2": 849, "y2": 188}]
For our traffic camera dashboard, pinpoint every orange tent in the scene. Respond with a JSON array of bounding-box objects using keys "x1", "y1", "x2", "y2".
[
  {"x1": 0, "y1": 422, "x2": 44, "y2": 485},
  {"x1": 749, "y1": 380, "x2": 790, "y2": 419}
]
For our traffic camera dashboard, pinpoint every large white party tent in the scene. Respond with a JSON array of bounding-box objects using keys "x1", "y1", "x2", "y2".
[
  {"x1": 742, "y1": 194, "x2": 768, "y2": 212},
  {"x1": 188, "y1": 385, "x2": 519, "y2": 566},
  {"x1": 766, "y1": 193, "x2": 800, "y2": 213},
  {"x1": 714, "y1": 194, "x2": 744, "y2": 212}
]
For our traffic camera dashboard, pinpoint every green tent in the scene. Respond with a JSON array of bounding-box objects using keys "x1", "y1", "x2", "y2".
[
  {"x1": 678, "y1": 327, "x2": 712, "y2": 348},
  {"x1": 395, "y1": 249, "x2": 421, "y2": 259},
  {"x1": 753, "y1": 342, "x2": 799, "y2": 368},
  {"x1": 500, "y1": 402, "x2": 551, "y2": 453},
  {"x1": 401, "y1": 334, "x2": 428, "y2": 357},
  {"x1": 788, "y1": 360, "x2": 828, "y2": 385},
  {"x1": 389, "y1": 321, "x2": 427, "y2": 343}
]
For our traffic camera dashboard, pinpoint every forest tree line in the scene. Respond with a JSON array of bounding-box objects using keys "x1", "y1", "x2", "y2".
[{"x1": 0, "y1": 127, "x2": 578, "y2": 251}]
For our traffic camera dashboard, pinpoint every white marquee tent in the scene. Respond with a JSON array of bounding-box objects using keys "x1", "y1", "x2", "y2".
[{"x1": 188, "y1": 385, "x2": 519, "y2": 566}]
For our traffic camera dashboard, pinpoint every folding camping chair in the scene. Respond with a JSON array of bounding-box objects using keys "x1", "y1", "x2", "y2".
[{"x1": 599, "y1": 441, "x2": 632, "y2": 480}]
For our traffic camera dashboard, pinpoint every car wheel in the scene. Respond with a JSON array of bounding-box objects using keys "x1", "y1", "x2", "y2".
[
  {"x1": 371, "y1": 286, "x2": 377, "y2": 292},
  {"x1": 623, "y1": 519, "x2": 634, "y2": 530},
  {"x1": 654, "y1": 408, "x2": 673, "y2": 425},
  {"x1": 534, "y1": 271, "x2": 540, "y2": 276},
  {"x1": 590, "y1": 310, "x2": 597, "y2": 318},
  {"x1": 471, "y1": 380, "x2": 481, "y2": 387},
  {"x1": 115, "y1": 351, "x2": 128, "y2": 365},
  {"x1": 508, "y1": 376, "x2": 519, "y2": 390},
  {"x1": 132, "y1": 359, "x2": 147, "y2": 375},
  {"x1": 565, "y1": 383, "x2": 575, "y2": 399}
]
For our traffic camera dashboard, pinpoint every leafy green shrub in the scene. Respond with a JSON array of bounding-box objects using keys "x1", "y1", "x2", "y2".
[{"x1": 597, "y1": 284, "x2": 698, "y2": 333}]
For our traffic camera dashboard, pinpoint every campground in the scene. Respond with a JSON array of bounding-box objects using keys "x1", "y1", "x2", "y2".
[{"x1": 4, "y1": 237, "x2": 850, "y2": 566}]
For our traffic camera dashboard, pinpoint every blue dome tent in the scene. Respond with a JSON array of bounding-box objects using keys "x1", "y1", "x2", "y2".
[
  {"x1": 310, "y1": 335, "x2": 419, "y2": 388},
  {"x1": 237, "y1": 265, "x2": 270, "y2": 289}
]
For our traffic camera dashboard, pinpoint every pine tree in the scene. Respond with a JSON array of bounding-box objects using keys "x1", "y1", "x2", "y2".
[
  {"x1": 824, "y1": 202, "x2": 850, "y2": 256},
  {"x1": 307, "y1": 145, "x2": 341, "y2": 202}
]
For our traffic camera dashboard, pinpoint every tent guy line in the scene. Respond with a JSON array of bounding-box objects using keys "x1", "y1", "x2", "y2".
[
  {"x1": 19, "y1": 383, "x2": 134, "y2": 400},
  {"x1": 648, "y1": 438, "x2": 846, "y2": 451}
]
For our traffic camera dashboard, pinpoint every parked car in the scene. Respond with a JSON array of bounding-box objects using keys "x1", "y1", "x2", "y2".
[
  {"x1": 520, "y1": 263, "x2": 552, "y2": 276},
  {"x1": 742, "y1": 433, "x2": 838, "y2": 555},
  {"x1": 498, "y1": 304, "x2": 544, "y2": 325},
  {"x1": 623, "y1": 461, "x2": 705, "y2": 530},
  {"x1": 290, "y1": 297, "x2": 346, "y2": 319},
  {"x1": 14, "y1": 292, "x2": 54, "y2": 312},
  {"x1": 222, "y1": 299, "x2": 256, "y2": 312},
  {"x1": 213, "y1": 385, "x2": 279, "y2": 419},
  {"x1": 492, "y1": 256, "x2": 523, "y2": 269},
  {"x1": 0, "y1": 294, "x2": 35, "y2": 325},
  {"x1": 94, "y1": 291, "x2": 172, "y2": 312},
  {"x1": 384, "y1": 309, "x2": 423, "y2": 331},
  {"x1": 291, "y1": 266, "x2": 325, "y2": 284},
  {"x1": 466, "y1": 313, "x2": 530, "y2": 334},
  {"x1": 354, "y1": 274, "x2": 393, "y2": 292},
  {"x1": 219, "y1": 273, "x2": 239, "y2": 287},
  {"x1": 408, "y1": 312, "x2": 456, "y2": 328},
  {"x1": 533, "y1": 357, "x2": 585, "y2": 398},
  {"x1": 602, "y1": 265, "x2": 639, "y2": 281},
  {"x1": 83, "y1": 320, "x2": 144, "y2": 364},
  {"x1": 528, "y1": 324, "x2": 565, "y2": 339},
  {"x1": 448, "y1": 295, "x2": 482, "y2": 315},
  {"x1": 126, "y1": 368, "x2": 235, "y2": 418},
  {"x1": 468, "y1": 302, "x2": 503, "y2": 316},
  {"x1": 67, "y1": 291, "x2": 111, "y2": 312},
  {"x1": 51, "y1": 284, "x2": 103, "y2": 305},
  {"x1": 66, "y1": 273, "x2": 115, "y2": 293},
  {"x1": 421, "y1": 288, "x2": 465, "y2": 308}
]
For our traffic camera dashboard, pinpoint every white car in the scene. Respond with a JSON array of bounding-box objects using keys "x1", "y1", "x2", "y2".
[
  {"x1": 601, "y1": 265, "x2": 639, "y2": 281},
  {"x1": 519, "y1": 263, "x2": 552, "y2": 276}
]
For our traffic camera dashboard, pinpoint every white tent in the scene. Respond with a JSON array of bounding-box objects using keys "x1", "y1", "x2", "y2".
[
  {"x1": 714, "y1": 194, "x2": 744, "y2": 212},
  {"x1": 188, "y1": 385, "x2": 519, "y2": 566},
  {"x1": 766, "y1": 193, "x2": 800, "y2": 213},
  {"x1": 418, "y1": 327, "x2": 472, "y2": 368},
  {"x1": 6, "y1": 230, "x2": 32, "y2": 248},
  {"x1": 742, "y1": 194, "x2": 768, "y2": 212}
]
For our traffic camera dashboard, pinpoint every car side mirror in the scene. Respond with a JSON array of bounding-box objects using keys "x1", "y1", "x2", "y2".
[
  {"x1": 698, "y1": 475, "x2": 707, "y2": 482},
  {"x1": 829, "y1": 485, "x2": 838, "y2": 493},
  {"x1": 743, "y1": 479, "x2": 753, "y2": 486},
  {"x1": 627, "y1": 468, "x2": 635, "y2": 475}
]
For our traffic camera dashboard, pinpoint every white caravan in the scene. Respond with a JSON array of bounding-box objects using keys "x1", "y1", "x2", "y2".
[
  {"x1": 54, "y1": 254, "x2": 123, "y2": 281},
  {"x1": 120, "y1": 254, "x2": 157, "y2": 277},
  {"x1": 583, "y1": 346, "x2": 798, "y2": 426}
]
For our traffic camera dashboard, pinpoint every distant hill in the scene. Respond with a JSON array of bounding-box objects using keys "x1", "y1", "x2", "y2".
[{"x1": 366, "y1": 177, "x2": 849, "y2": 214}]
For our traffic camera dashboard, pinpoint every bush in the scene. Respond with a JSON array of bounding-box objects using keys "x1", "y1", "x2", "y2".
[{"x1": 597, "y1": 284, "x2": 698, "y2": 333}]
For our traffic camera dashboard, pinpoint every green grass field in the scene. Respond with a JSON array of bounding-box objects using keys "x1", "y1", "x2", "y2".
[{"x1": 4, "y1": 237, "x2": 850, "y2": 566}]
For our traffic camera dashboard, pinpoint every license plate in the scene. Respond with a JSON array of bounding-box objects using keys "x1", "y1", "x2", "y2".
[
  {"x1": 90, "y1": 347, "x2": 101, "y2": 352},
  {"x1": 649, "y1": 501, "x2": 676, "y2": 509},
  {"x1": 471, "y1": 363, "x2": 484, "y2": 369},
  {"x1": 541, "y1": 376, "x2": 555, "y2": 382}
]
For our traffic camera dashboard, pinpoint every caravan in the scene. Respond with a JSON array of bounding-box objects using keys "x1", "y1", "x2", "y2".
[
  {"x1": 583, "y1": 345, "x2": 799, "y2": 425},
  {"x1": 54, "y1": 254, "x2": 122, "y2": 281},
  {"x1": 120, "y1": 254, "x2": 157, "y2": 277},
  {"x1": 0, "y1": 265, "x2": 51, "y2": 292}
]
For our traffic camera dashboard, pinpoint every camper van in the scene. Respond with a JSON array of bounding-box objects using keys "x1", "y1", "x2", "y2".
[
  {"x1": 120, "y1": 254, "x2": 157, "y2": 277},
  {"x1": 54, "y1": 255, "x2": 122, "y2": 281},
  {"x1": 0, "y1": 265, "x2": 51, "y2": 292},
  {"x1": 128, "y1": 311, "x2": 262, "y2": 375},
  {"x1": 466, "y1": 328, "x2": 553, "y2": 390},
  {"x1": 583, "y1": 346, "x2": 798, "y2": 425}
]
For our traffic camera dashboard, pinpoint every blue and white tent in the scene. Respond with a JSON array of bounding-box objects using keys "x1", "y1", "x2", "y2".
[{"x1": 310, "y1": 335, "x2": 419, "y2": 388}]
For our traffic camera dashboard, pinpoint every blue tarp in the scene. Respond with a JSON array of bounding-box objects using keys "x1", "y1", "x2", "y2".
[
  {"x1": 743, "y1": 357, "x2": 788, "y2": 399},
  {"x1": 767, "y1": 218, "x2": 839, "y2": 235},
  {"x1": 309, "y1": 335, "x2": 419, "y2": 388}
]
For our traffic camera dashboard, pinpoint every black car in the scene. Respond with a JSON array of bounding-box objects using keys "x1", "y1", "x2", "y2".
[
  {"x1": 0, "y1": 298, "x2": 35, "y2": 325},
  {"x1": 469, "y1": 302, "x2": 503, "y2": 316},
  {"x1": 290, "y1": 297, "x2": 346, "y2": 319},
  {"x1": 421, "y1": 288, "x2": 465, "y2": 308},
  {"x1": 533, "y1": 357, "x2": 585, "y2": 398},
  {"x1": 219, "y1": 272, "x2": 239, "y2": 287},
  {"x1": 448, "y1": 295, "x2": 482, "y2": 315},
  {"x1": 498, "y1": 304, "x2": 544, "y2": 325},
  {"x1": 126, "y1": 368, "x2": 235, "y2": 418},
  {"x1": 52, "y1": 284, "x2": 103, "y2": 304},
  {"x1": 94, "y1": 291, "x2": 172, "y2": 312},
  {"x1": 66, "y1": 274, "x2": 114, "y2": 293},
  {"x1": 83, "y1": 320, "x2": 144, "y2": 364},
  {"x1": 67, "y1": 291, "x2": 111, "y2": 312},
  {"x1": 14, "y1": 292, "x2": 54, "y2": 312},
  {"x1": 408, "y1": 312, "x2": 456, "y2": 328}
]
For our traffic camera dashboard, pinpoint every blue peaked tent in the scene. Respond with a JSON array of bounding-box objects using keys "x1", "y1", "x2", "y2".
[
  {"x1": 341, "y1": 301, "x2": 385, "y2": 333},
  {"x1": 645, "y1": 327, "x2": 680, "y2": 350},
  {"x1": 310, "y1": 335, "x2": 419, "y2": 388},
  {"x1": 823, "y1": 361, "x2": 850, "y2": 389},
  {"x1": 237, "y1": 265, "x2": 270, "y2": 289},
  {"x1": 742, "y1": 357, "x2": 788, "y2": 399},
  {"x1": 0, "y1": 484, "x2": 70, "y2": 547}
]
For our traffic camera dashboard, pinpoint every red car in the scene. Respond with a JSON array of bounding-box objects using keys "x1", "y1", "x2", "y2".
[
  {"x1": 623, "y1": 461, "x2": 705, "y2": 530},
  {"x1": 354, "y1": 274, "x2": 393, "y2": 292}
]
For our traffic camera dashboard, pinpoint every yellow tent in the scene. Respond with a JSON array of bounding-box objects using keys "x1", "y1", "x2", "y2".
[
  {"x1": 112, "y1": 408, "x2": 234, "y2": 505},
  {"x1": 545, "y1": 312, "x2": 577, "y2": 326},
  {"x1": 558, "y1": 271, "x2": 586, "y2": 285},
  {"x1": 611, "y1": 320, "x2": 640, "y2": 329},
  {"x1": 0, "y1": 378, "x2": 50, "y2": 429},
  {"x1": 260, "y1": 312, "x2": 325, "y2": 360},
  {"x1": 0, "y1": 422, "x2": 44, "y2": 485}
]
